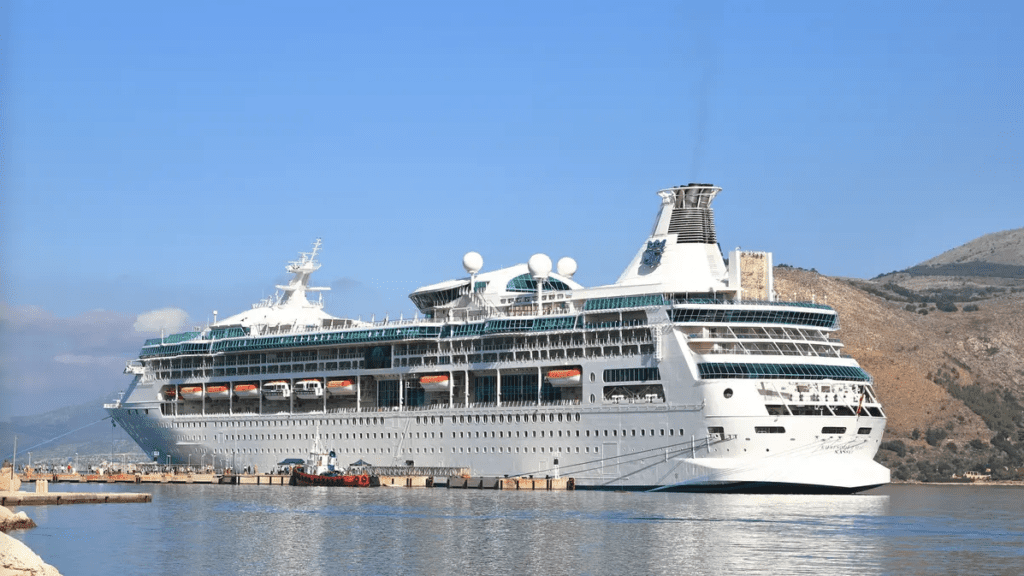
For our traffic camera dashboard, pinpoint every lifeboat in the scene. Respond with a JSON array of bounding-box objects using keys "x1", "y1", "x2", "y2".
[
  {"x1": 207, "y1": 385, "x2": 230, "y2": 400},
  {"x1": 295, "y1": 379, "x2": 324, "y2": 400},
  {"x1": 234, "y1": 383, "x2": 260, "y2": 399},
  {"x1": 546, "y1": 369, "x2": 582, "y2": 387},
  {"x1": 180, "y1": 386, "x2": 205, "y2": 401},
  {"x1": 419, "y1": 374, "x2": 451, "y2": 392},
  {"x1": 263, "y1": 381, "x2": 291, "y2": 401},
  {"x1": 327, "y1": 380, "x2": 356, "y2": 396},
  {"x1": 163, "y1": 388, "x2": 181, "y2": 402}
]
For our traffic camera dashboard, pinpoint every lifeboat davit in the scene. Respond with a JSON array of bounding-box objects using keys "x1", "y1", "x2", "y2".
[
  {"x1": 263, "y1": 381, "x2": 291, "y2": 401},
  {"x1": 327, "y1": 380, "x2": 356, "y2": 396},
  {"x1": 295, "y1": 379, "x2": 324, "y2": 400},
  {"x1": 181, "y1": 386, "x2": 205, "y2": 401},
  {"x1": 164, "y1": 388, "x2": 181, "y2": 402},
  {"x1": 207, "y1": 385, "x2": 230, "y2": 400},
  {"x1": 546, "y1": 369, "x2": 582, "y2": 387},
  {"x1": 419, "y1": 375, "x2": 450, "y2": 392},
  {"x1": 234, "y1": 383, "x2": 260, "y2": 399}
]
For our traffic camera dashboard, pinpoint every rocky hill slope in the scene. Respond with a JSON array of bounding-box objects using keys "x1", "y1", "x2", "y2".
[{"x1": 777, "y1": 266, "x2": 1024, "y2": 481}]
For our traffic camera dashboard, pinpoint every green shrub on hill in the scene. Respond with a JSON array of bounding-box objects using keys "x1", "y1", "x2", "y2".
[
  {"x1": 926, "y1": 427, "x2": 949, "y2": 446},
  {"x1": 880, "y1": 440, "x2": 907, "y2": 457}
]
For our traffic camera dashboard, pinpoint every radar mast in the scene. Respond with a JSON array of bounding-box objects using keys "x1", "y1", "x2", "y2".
[{"x1": 276, "y1": 238, "x2": 330, "y2": 308}]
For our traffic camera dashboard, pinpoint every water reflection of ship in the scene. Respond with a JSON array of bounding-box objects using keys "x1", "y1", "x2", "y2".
[{"x1": 615, "y1": 493, "x2": 891, "y2": 574}]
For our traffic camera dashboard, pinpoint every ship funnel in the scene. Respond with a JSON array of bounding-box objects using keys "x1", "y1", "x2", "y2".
[
  {"x1": 667, "y1": 183, "x2": 720, "y2": 244},
  {"x1": 615, "y1": 182, "x2": 728, "y2": 290}
]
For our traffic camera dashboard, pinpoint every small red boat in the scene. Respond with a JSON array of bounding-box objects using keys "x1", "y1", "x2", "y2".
[
  {"x1": 291, "y1": 435, "x2": 374, "y2": 487},
  {"x1": 293, "y1": 468, "x2": 371, "y2": 487}
]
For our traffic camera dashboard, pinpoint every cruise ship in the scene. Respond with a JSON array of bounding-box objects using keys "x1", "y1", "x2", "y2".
[{"x1": 106, "y1": 183, "x2": 890, "y2": 493}]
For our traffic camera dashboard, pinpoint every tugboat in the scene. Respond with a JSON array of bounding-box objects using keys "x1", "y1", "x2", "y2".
[{"x1": 292, "y1": 434, "x2": 372, "y2": 487}]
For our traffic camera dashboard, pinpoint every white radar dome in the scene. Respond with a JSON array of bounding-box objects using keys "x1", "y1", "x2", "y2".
[
  {"x1": 527, "y1": 253, "x2": 552, "y2": 280},
  {"x1": 462, "y1": 252, "x2": 483, "y2": 275},
  {"x1": 556, "y1": 257, "x2": 577, "y2": 278}
]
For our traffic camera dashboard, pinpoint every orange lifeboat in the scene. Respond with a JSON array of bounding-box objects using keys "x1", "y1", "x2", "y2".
[
  {"x1": 419, "y1": 375, "x2": 450, "y2": 392},
  {"x1": 327, "y1": 380, "x2": 356, "y2": 396},
  {"x1": 234, "y1": 383, "x2": 260, "y2": 399},
  {"x1": 207, "y1": 385, "x2": 230, "y2": 400},
  {"x1": 547, "y1": 369, "x2": 582, "y2": 387},
  {"x1": 181, "y1": 386, "x2": 205, "y2": 401}
]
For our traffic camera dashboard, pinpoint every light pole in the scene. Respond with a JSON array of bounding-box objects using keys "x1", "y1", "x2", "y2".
[
  {"x1": 75, "y1": 453, "x2": 79, "y2": 473},
  {"x1": 188, "y1": 454, "x2": 192, "y2": 469}
]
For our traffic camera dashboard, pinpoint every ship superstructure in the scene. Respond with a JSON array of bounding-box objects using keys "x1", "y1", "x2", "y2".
[{"x1": 107, "y1": 183, "x2": 889, "y2": 492}]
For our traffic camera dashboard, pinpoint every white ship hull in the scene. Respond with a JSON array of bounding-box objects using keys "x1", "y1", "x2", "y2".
[{"x1": 107, "y1": 399, "x2": 886, "y2": 492}]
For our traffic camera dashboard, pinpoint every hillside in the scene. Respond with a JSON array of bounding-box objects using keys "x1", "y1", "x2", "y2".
[{"x1": 776, "y1": 266, "x2": 1024, "y2": 481}]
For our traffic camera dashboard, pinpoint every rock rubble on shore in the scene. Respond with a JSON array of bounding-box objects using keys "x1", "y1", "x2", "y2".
[{"x1": 1, "y1": 502, "x2": 62, "y2": 576}]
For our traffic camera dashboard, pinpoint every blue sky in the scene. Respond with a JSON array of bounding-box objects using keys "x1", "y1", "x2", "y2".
[{"x1": 2, "y1": 1, "x2": 1022, "y2": 417}]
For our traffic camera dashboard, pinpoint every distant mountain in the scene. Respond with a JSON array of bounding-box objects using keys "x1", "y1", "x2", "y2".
[
  {"x1": 1, "y1": 390, "x2": 146, "y2": 467},
  {"x1": 918, "y1": 228, "x2": 1024, "y2": 267},
  {"x1": 870, "y1": 227, "x2": 1024, "y2": 302}
]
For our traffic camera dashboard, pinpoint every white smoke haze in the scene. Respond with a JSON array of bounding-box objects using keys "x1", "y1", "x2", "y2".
[{"x1": 133, "y1": 308, "x2": 189, "y2": 333}]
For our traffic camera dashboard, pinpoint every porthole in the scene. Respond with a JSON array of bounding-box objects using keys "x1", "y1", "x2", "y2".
[
  {"x1": 723, "y1": 388, "x2": 734, "y2": 399},
  {"x1": 590, "y1": 372, "x2": 595, "y2": 382},
  {"x1": 590, "y1": 394, "x2": 596, "y2": 404}
]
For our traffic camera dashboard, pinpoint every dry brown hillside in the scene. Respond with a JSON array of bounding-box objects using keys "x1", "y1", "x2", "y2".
[{"x1": 775, "y1": 267, "x2": 1024, "y2": 480}]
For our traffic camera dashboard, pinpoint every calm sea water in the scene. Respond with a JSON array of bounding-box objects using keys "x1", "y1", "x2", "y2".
[{"x1": 9, "y1": 483, "x2": 1024, "y2": 575}]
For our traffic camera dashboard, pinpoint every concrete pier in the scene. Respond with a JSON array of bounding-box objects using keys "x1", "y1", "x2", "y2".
[
  {"x1": 17, "y1": 471, "x2": 575, "y2": 491},
  {"x1": 0, "y1": 492, "x2": 152, "y2": 506}
]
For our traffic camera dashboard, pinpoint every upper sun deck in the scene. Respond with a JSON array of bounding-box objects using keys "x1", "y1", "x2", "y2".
[
  {"x1": 136, "y1": 183, "x2": 837, "y2": 360},
  {"x1": 138, "y1": 291, "x2": 838, "y2": 361}
]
